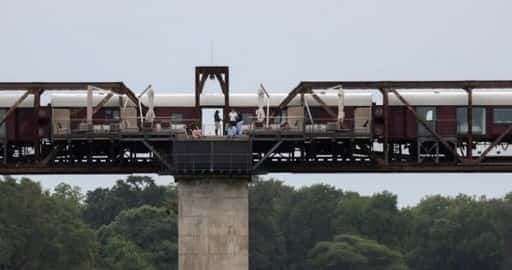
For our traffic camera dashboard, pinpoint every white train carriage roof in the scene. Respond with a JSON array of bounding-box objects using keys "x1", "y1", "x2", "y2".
[
  {"x1": 49, "y1": 89, "x2": 512, "y2": 108},
  {"x1": 0, "y1": 94, "x2": 36, "y2": 108},
  {"x1": 140, "y1": 91, "x2": 373, "y2": 107},
  {"x1": 139, "y1": 94, "x2": 287, "y2": 107},
  {"x1": 51, "y1": 93, "x2": 137, "y2": 107},
  {"x1": 388, "y1": 89, "x2": 512, "y2": 106},
  {"x1": 288, "y1": 91, "x2": 373, "y2": 107}
]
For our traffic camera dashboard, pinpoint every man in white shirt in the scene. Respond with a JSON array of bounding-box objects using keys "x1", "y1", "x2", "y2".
[{"x1": 229, "y1": 109, "x2": 238, "y2": 127}]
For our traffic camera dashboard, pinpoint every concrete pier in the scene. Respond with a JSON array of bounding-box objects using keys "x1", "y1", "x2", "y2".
[{"x1": 177, "y1": 177, "x2": 249, "y2": 270}]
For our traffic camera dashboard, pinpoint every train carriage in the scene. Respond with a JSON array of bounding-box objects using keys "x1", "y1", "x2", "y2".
[
  {"x1": 380, "y1": 89, "x2": 512, "y2": 142},
  {"x1": 139, "y1": 91, "x2": 373, "y2": 136},
  {"x1": 0, "y1": 94, "x2": 41, "y2": 143}
]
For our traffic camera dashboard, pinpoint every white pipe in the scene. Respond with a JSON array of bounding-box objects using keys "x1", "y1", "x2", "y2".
[
  {"x1": 145, "y1": 88, "x2": 156, "y2": 123},
  {"x1": 338, "y1": 87, "x2": 345, "y2": 128},
  {"x1": 304, "y1": 96, "x2": 314, "y2": 125},
  {"x1": 86, "y1": 86, "x2": 94, "y2": 125},
  {"x1": 137, "y1": 84, "x2": 152, "y2": 127},
  {"x1": 120, "y1": 96, "x2": 128, "y2": 129},
  {"x1": 259, "y1": 84, "x2": 271, "y2": 128}
]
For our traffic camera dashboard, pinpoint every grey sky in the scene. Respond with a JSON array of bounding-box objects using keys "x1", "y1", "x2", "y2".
[{"x1": 2, "y1": 0, "x2": 512, "y2": 206}]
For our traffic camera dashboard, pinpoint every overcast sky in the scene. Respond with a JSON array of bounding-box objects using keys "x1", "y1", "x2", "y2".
[{"x1": 2, "y1": 0, "x2": 512, "y2": 206}]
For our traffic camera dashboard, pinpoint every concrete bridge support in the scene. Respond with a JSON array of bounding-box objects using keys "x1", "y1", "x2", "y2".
[{"x1": 177, "y1": 176, "x2": 249, "y2": 270}]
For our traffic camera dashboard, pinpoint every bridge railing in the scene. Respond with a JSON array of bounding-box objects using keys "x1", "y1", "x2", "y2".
[
  {"x1": 51, "y1": 116, "x2": 196, "y2": 136},
  {"x1": 244, "y1": 116, "x2": 371, "y2": 137},
  {"x1": 50, "y1": 115, "x2": 474, "y2": 140},
  {"x1": 51, "y1": 115, "x2": 376, "y2": 138}
]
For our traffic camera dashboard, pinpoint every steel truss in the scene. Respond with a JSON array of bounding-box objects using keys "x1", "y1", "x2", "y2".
[{"x1": 2, "y1": 80, "x2": 512, "y2": 175}]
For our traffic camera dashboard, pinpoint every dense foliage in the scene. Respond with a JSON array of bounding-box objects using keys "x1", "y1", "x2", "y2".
[
  {"x1": 308, "y1": 234, "x2": 408, "y2": 270},
  {"x1": 1, "y1": 176, "x2": 511, "y2": 270}
]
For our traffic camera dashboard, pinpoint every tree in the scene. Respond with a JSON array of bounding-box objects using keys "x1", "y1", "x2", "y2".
[
  {"x1": 100, "y1": 236, "x2": 155, "y2": 270},
  {"x1": 249, "y1": 179, "x2": 293, "y2": 270},
  {"x1": 97, "y1": 205, "x2": 178, "y2": 270},
  {"x1": 83, "y1": 176, "x2": 176, "y2": 228},
  {"x1": 0, "y1": 177, "x2": 97, "y2": 270},
  {"x1": 308, "y1": 234, "x2": 408, "y2": 270},
  {"x1": 488, "y1": 195, "x2": 512, "y2": 270},
  {"x1": 281, "y1": 184, "x2": 344, "y2": 270},
  {"x1": 406, "y1": 195, "x2": 503, "y2": 270},
  {"x1": 335, "y1": 191, "x2": 407, "y2": 249}
]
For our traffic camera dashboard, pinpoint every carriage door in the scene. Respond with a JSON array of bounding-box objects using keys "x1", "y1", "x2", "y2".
[{"x1": 417, "y1": 107, "x2": 436, "y2": 137}]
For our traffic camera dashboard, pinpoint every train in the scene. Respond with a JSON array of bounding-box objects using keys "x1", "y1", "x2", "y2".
[{"x1": 1, "y1": 88, "x2": 512, "y2": 156}]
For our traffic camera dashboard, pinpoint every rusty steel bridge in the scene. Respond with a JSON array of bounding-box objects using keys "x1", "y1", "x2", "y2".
[{"x1": 2, "y1": 66, "x2": 512, "y2": 175}]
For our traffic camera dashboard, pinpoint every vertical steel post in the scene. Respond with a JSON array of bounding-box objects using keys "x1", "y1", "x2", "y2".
[
  {"x1": 224, "y1": 70, "x2": 230, "y2": 127},
  {"x1": 33, "y1": 89, "x2": 41, "y2": 161},
  {"x1": 301, "y1": 91, "x2": 305, "y2": 132},
  {"x1": 194, "y1": 68, "x2": 201, "y2": 126},
  {"x1": 382, "y1": 88, "x2": 390, "y2": 164},
  {"x1": 3, "y1": 140, "x2": 7, "y2": 165},
  {"x1": 466, "y1": 88, "x2": 473, "y2": 160}
]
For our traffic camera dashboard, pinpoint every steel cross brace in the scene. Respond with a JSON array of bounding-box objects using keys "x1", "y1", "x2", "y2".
[
  {"x1": 389, "y1": 88, "x2": 461, "y2": 162},
  {"x1": 252, "y1": 140, "x2": 283, "y2": 171},
  {"x1": 142, "y1": 140, "x2": 174, "y2": 171}
]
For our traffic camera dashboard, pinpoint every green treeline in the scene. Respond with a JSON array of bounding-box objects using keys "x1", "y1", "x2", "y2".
[{"x1": 1, "y1": 176, "x2": 511, "y2": 270}]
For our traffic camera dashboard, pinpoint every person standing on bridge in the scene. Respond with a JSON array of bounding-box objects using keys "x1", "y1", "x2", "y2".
[
  {"x1": 229, "y1": 108, "x2": 238, "y2": 128},
  {"x1": 214, "y1": 110, "x2": 222, "y2": 136},
  {"x1": 236, "y1": 111, "x2": 244, "y2": 135}
]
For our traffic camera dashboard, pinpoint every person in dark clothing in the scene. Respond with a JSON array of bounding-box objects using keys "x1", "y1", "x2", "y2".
[
  {"x1": 214, "y1": 110, "x2": 222, "y2": 136},
  {"x1": 236, "y1": 112, "x2": 244, "y2": 135}
]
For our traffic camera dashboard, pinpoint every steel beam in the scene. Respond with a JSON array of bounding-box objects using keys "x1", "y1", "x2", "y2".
[
  {"x1": 263, "y1": 162, "x2": 512, "y2": 173},
  {"x1": 252, "y1": 140, "x2": 283, "y2": 171},
  {"x1": 195, "y1": 73, "x2": 208, "y2": 107},
  {"x1": 0, "y1": 82, "x2": 138, "y2": 105},
  {"x1": 92, "y1": 93, "x2": 114, "y2": 115},
  {"x1": 32, "y1": 89, "x2": 43, "y2": 160},
  {"x1": 477, "y1": 126, "x2": 512, "y2": 162},
  {"x1": 142, "y1": 140, "x2": 174, "y2": 171},
  {"x1": 465, "y1": 88, "x2": 473, "y2": 160},
  {"x1": 279, "y1": 80, "x2": 512, "y2": 110},
  {"x1": 39, "y1": 144, "x2": 63, "y2": 166},
  {"x1": 0, "y1": 90, "x2": 31, "y2": 126},
  {"x1": 310, "y1": 93, "x2": 337, "y2": 118},
  {"x1": 381, "y1": 88, "x2": 390, "y2": 164},
  {"x1": 299, "y1": 80, "x2": 512, "y2": 90},
  {"x1": 195, "y1": 66, "x2": 230, "y2": 126}
]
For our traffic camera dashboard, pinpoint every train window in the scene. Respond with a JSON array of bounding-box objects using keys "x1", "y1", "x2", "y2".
[
  {"x1": 105, "y1": 109, "x2": 120, "y2": 121},
  {"x1": 493, "y1": 108, "x2": 512, "y2": 124},
  {"x1": 170, "y1": 113, "x2": 184, "y2": 123},
  {"x1": 456, "y1": 108, "x2": 486, "y2": 135},
  {"x1": 416, "y1": 107, "x2": 436, "y2": 137}
]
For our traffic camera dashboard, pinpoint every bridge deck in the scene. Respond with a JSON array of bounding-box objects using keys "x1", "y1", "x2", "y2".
[{"x1": 0, "y1": 130, "x2": 511, "y2": 175}]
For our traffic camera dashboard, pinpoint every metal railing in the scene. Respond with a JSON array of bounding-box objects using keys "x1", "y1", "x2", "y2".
[
  {"x1": 244, "y1": 116, "x2": 372, "y2": 136},
  {"x1": 172, "y1": 152, "x2": 252, "y2": 173},
  {"x1": 51, "y1": 115, "x2": 377, "y2": 137}
]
